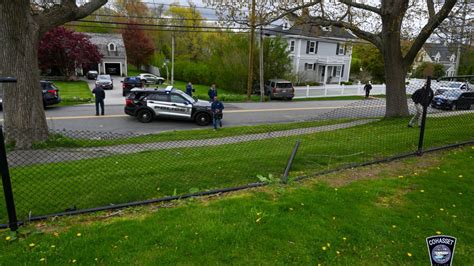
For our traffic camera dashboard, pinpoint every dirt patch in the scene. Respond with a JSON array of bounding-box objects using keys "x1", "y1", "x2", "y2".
[{"x1": 301, "y1": 151, "x2": 444, "y2": 188}]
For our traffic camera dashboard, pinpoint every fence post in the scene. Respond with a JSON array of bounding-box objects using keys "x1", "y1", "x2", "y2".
[
  {"x1": 306, "y1": 85, "x2": 309, "y2": 97},
  {"x1": 0, "y1": 127, "x2": 18, "y2": 231},
  {"x1": 417, "y1": 76, "x2": 431, "y2": 156},
  {"x1": 282, "y1": 140, "x2": 300, "y2": 184}
]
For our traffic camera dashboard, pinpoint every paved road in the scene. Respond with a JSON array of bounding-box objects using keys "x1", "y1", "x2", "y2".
[{"x1": 0, "y1": 78, "x2": 390, "y2": 134}]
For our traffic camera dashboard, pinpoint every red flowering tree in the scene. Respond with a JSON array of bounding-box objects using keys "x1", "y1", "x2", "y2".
[
  {"x1": 39, "y1": 27, "x2": 103, "y2": 77},
  {"x1": 122, "y1": 22, "x2": 155, "y2": 68}
]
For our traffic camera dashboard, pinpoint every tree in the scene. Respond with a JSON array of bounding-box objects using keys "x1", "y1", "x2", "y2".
[
  {"x1": 122, "y1": 22, "x2": 155, "y2": 69},
  {"x1": 291, "y1": 0, "x2": 457, "y2": 117},
  {"x1": 39, "y1": 27, "x2": 102, "y2": 77},
  {"x1": 413, "y1": 62, "x2": 446, "y2": 79},
  {"x1": 0, "y1": 0, "x2": 107, "y2": 148},
  {"x1": 351, "y1": 44, "x2": 385, "y2": 83}
]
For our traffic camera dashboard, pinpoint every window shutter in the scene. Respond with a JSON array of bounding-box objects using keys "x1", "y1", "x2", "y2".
[
  {"x1": 341, "y1": 65, "x2": 345, "y2": 77},
  {"x1": 315, "y1": 42, "x2": 319, "y2": 54},
  {"x1": 336, "y1": 43, "x2": 340, "y2": 55},
  {"x1": 344, "y1": 44, "x2": 347, "y2": 55},
  {"x1": 306, "y1": 41, "x2": 310, "y2": 54}
]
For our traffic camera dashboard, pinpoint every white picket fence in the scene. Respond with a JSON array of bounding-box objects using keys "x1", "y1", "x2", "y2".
[
  {"x1": 294, "y1": 84, "x2": 382, "y2": 98},
  {"x1": 294, "y1": 80, "x2": 425, "y2": 99}
]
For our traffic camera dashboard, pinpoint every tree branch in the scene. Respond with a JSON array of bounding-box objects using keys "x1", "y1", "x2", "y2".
[
  {"x1": 307, "y1": 17, "x2": 382, "y2": 50},
  {"x1": 426, "y1": 0, "x2": 435, "y2": 18},
  {"x1": 37, "y1": 0, "x2": 108, "y2": 36},
  {"x1": 262, "y1": 1, "x2": 321, "y2": 26},
  {"x1": 403, "y1": 0, "x2": 457, "y2": 68},
  {"x1": 339, "y1": 0, "x2": 381, "y2": 15}
]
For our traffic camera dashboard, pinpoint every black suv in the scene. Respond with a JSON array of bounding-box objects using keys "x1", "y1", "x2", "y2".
[
  {"x1": 121, "y1": 77, "x2": 144, "y2": 96},
  {"x1": 124, "y1": 87, "x2": 213, "y2": 125},
  {"x1": 0, "y1": 81, "x2": 61, "y2": 110},
  {"x1": 431, "y1": 89, "x2": 474, "y2": 110}
]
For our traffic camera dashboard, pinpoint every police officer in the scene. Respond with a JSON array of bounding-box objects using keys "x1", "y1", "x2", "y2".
[
  {"x1": 211, "y1": 96, "x2": 224, "y2": 130},
  {"x1": 363, "y1": 81, "x2": 372, "y2": 99},
  {"x1": 186, "y1": 82, "x2": 194, "y2": 97},
  {"x1": 92, "y1": 84, "x2": 106, "y2": 116},
  {"x1": 408, "y1": 85, "x2": 434, "y2": 128},
  {"x1": 208, "y1": 84, "x2": 218, "y2": 102}
]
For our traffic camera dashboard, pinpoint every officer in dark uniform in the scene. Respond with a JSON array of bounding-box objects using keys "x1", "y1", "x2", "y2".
[
  {"x1": 211, "y1": 96, "x2": 224, "y2": 130},
  {"x1": 92, "y1": 84, "x2": 106, "y2": 116}
]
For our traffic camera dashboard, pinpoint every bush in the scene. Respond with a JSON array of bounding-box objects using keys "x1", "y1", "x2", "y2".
[{"x1": 340, "y1": 81, "x2": 353, "y2": 85}]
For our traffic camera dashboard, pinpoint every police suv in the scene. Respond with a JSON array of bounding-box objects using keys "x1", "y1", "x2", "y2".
[{"x1": 124, "y1": 86, "x2": 213, "y2": 125}]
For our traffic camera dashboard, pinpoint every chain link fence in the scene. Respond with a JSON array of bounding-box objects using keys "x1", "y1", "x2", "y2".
[{"x1": 1, "y1": 78, "x2": 473, "y2": 227}]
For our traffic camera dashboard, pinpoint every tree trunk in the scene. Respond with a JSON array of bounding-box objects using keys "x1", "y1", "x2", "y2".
[
  {"x1": 0, "y1": 1, "x2": 49, "y2": 148},
  {"x1": 381, "y1": 2, "x2": 410, "y2": 117}
]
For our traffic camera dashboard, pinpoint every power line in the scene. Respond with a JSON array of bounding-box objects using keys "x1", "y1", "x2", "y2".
[
  {"x1": 68, "y1": 23, "x2": 247, "y2": 34},
  {"x1": 77, "y1": 19, "x2": 249, "y2": 30}
]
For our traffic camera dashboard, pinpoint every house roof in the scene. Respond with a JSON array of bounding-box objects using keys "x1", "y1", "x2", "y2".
[
  {"x1": 84, "y1": 33, "x2": 126, "y2": 58},
  {"x1": 265, "y1": 23, "x2": 356, "y2": 40},
  {"x1": 423, "y1": 42, "x2": 456, "y2": 63}
]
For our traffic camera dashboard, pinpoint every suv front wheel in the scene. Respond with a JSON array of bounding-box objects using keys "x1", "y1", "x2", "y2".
[
  {"x1": 137, "y1": 109, "x2": 153, "y2": 123},
  {"x1": 195, "y1": 112, "x2": 211, "y2": 126}
]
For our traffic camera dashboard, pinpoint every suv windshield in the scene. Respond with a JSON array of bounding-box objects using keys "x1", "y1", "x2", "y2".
[
  {"x1": 98, "y1": 75, "x2": 111, "y2": 81},
  {"x1": 440, "y1": 90, "x2": 462, "y2": 97},
  {"x1": 175, "y1": 89, "x2": 195, "y2": 103}
]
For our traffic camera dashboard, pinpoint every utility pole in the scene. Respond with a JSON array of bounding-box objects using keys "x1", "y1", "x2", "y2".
[
  {"x1": 259, "y1": 25, "x2": 264, "y2": 102},
  {"x1": 171, "y1": 34, "x2": 175, "y2": 85},
  {"x1": 246, "y1": 0, "x2": 256, "y2": 100}
]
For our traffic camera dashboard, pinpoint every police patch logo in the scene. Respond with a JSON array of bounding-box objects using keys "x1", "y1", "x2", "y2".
[{"x1": 426, "y1": 235, "x2": 456, "y2": 266}]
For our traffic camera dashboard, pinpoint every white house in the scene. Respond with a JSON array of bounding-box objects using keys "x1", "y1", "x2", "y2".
[
  {"x1": 266, "y1": 21, "x2": 356, "y2": 84},
  {"x1": 414, "y1": 42, "x2": 457, "y2": 77}
]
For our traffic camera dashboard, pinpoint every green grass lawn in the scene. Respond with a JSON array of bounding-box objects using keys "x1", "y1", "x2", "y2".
[
  {"x1": 2, "y1": 113, "x2": 473, "y2": 224},
  {"x1": 0, "y1": 145, "x2": 472, "y2": 264},
  {"x1": 53, "y1": 81, "x2": 92, "y2": 106}
]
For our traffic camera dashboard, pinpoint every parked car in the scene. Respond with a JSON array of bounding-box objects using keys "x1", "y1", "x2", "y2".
[
  {"x1": 86, "y1": 70, "x2": 98, "y2": 80},
  {"x1": 95, "y1": 74, "x2": 113, "y2": 90},
  {"x1": 264, "y1": 79, "x2": 295, "y2": 100},
  {"x1": 137, "y1": 73, "x2": 165, "y2": 85},
  {"x1": 124, "y1": 86, "x2": 212, "y2": 125},
  {"x1": 0, "y1": 81, "x2": 61, "y2": 110},
  {"x1": 121, "y1": 77, "x2": 144, "y2": 96},
  {"x1": 431, "y1": 89, "x2": 474, "y2": 110},
  {"x1": 437, "y1": 81, "x2": 470, "y2": 92}
]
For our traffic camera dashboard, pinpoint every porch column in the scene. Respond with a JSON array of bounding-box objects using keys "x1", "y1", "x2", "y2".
[{"x1": 324, "y1": 65, "x2": 328, "y2": 85}]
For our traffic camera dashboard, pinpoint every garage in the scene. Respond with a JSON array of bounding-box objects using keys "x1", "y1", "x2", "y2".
[{"x1": 104, "y1": 63, "x2": 121, "y2": 76}]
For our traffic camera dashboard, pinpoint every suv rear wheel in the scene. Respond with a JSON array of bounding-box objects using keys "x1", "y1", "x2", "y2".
[
  {"x1": 137, "y1": 109, "x2": 153, "y2": 123},
  {"x1": 195, "y1": 112, "x2": 211, "y2": 126}
]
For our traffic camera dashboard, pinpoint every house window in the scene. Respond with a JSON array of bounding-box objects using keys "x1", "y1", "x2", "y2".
[
  {"x1": 434, "y1": 53, "x2": 440, "y2": 63},
  {"x1": 336, "y1": 43, "x2": 345, "y2": 55},
  {"x1": 333, "y1": 66, "x2": 342, "y2": 77},
  {"x1": 289, "y1": 40, "x2": 295, "y2": 53},
  {"x1": 304, "y1": 63, "x2": 314, "y2": 71},
  {"x1": 306, "y1": 41, "x2": 317, "y2": 54},
  {"x1": 283, "y1": 22, "x2": 289, "y2": 30},
  {"x1": 108, "y1": 43, "x2": 116, "y2": 52}
]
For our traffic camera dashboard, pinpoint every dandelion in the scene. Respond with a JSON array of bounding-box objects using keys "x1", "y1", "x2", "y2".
[
  {"x1": 40, "y1": 258, "x2": 46, "y2": 262},
  {"x1": 51, "y1": 245, "x2": 56, "y2": 248},
  {"x1": 334, "y1": 188, "x2": 338, "y2": 191},
  {"x1": 440, "y1": 208, "x2": 444, "y2": 211},
  {"x1": 452, "y1": 204, "x2": 456, "y2": 208},
  {"x1": 417, "y1": 215, "x2": 420, "y2": 219},
  {"x1": 414, "y1": 172, "x2": 418, "y2": 175},
  {"x1": 332, "y1": 217, "x2": 336, "y2": 220},
  {"x1": 407, "y1": 252, "x2": 412, "y2": 257},
  {"x1": 392, "y1": 225, "x2": 397, "y2": 228},
  {"x1": 289, "y1": 208, "x2": 294, "y2": 211},
  {"x1": 5, "y1": 236, "x2": 11, "y2": 241},
  {"x1": 301, "y1": 203, "x2": 304, "y2": 206},
  {"x1": 256, "y1": 217, "x2": 262, "y2": 223},
  {"x1": 29, "y1": 243, "x2": 35, "y2": 247},
  {"x1": 452, "y1": 215, "x2": 457, "y2": 218},
  {"x1": 336, "y1": 251, "x2": 341, "y2": 255},
  {"x1": 459, "y1": 192, "x2": 463, "y2": 195},
  {"x1": 326, "y1": 243, "x2": 330, "y2": 247},
  {"x1": 124, "y1": 235, "x2": 129, "y2": 239},
  {"x1": 442, "y1": 171, "x2": 447, "y2": 174},
  {"x1": 436, "y1": 231, "x2": 442, "y2": 235},
  {"x1": 322, "y1": 246, "x2": 327, "y2": 251},
  {"x1": 95, "y1": 258, "x2": 98, "y2": 261},
  {"x1": 53, "y1": 232, "x2": 59, "y2": 237},
  {"x1": 420, "y1": 190, "x2": 425, "y2": 193},
  {"x1": 256, "y1": 212, "x2": 262, "y2": 216},
  {"x1": 398, "y1": 175, "x2": 404, "y2": 178},
  {"x1": 458, "y1": 175, "x2": 463, "y2": 178},
  {"x1": 342, "y1": 237, "x2": 347, "y2": 241},
  {"x1": 76, "y1": 233, "x2": 81, "y2": 237},
  {"x1": 72, "y1": 259, "x2": 77, "y2": 263}
]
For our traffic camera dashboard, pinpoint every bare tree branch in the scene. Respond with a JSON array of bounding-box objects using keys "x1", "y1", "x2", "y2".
[
  {"x1": 403, "y1": 0, "x2": 457, "y2": 68},
  {"x1": 426, "y1": 0, "x2": 435, "y2": 18},
  {"x1": 260, "y1": 1, "x2": 321, "y2": 26},
  {"x1": 339, "y1": 0, "x2": 381, "y2": 15},
  {"x1": 306, "y1": 16, "x2": 382, "y2": 50},
  {"x1": 36, "y1": 0, "x2": 108, "y2": 36}
]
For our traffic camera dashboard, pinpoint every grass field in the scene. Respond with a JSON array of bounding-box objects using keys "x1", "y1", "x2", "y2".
[
  {"x1": 1, "y1": 113, "x2": 473, "y2": 224},
  {"x1": 0, "y1": 145, "x2": 472, "y2": 264},
  {"x1": 53, "y1": 81, "x2": 93, "y2": 106}
]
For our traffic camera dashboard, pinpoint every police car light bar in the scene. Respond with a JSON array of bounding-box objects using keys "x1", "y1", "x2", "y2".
[{"x1": 165, "y1": 86, "x2": 173, "y2": 92}]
